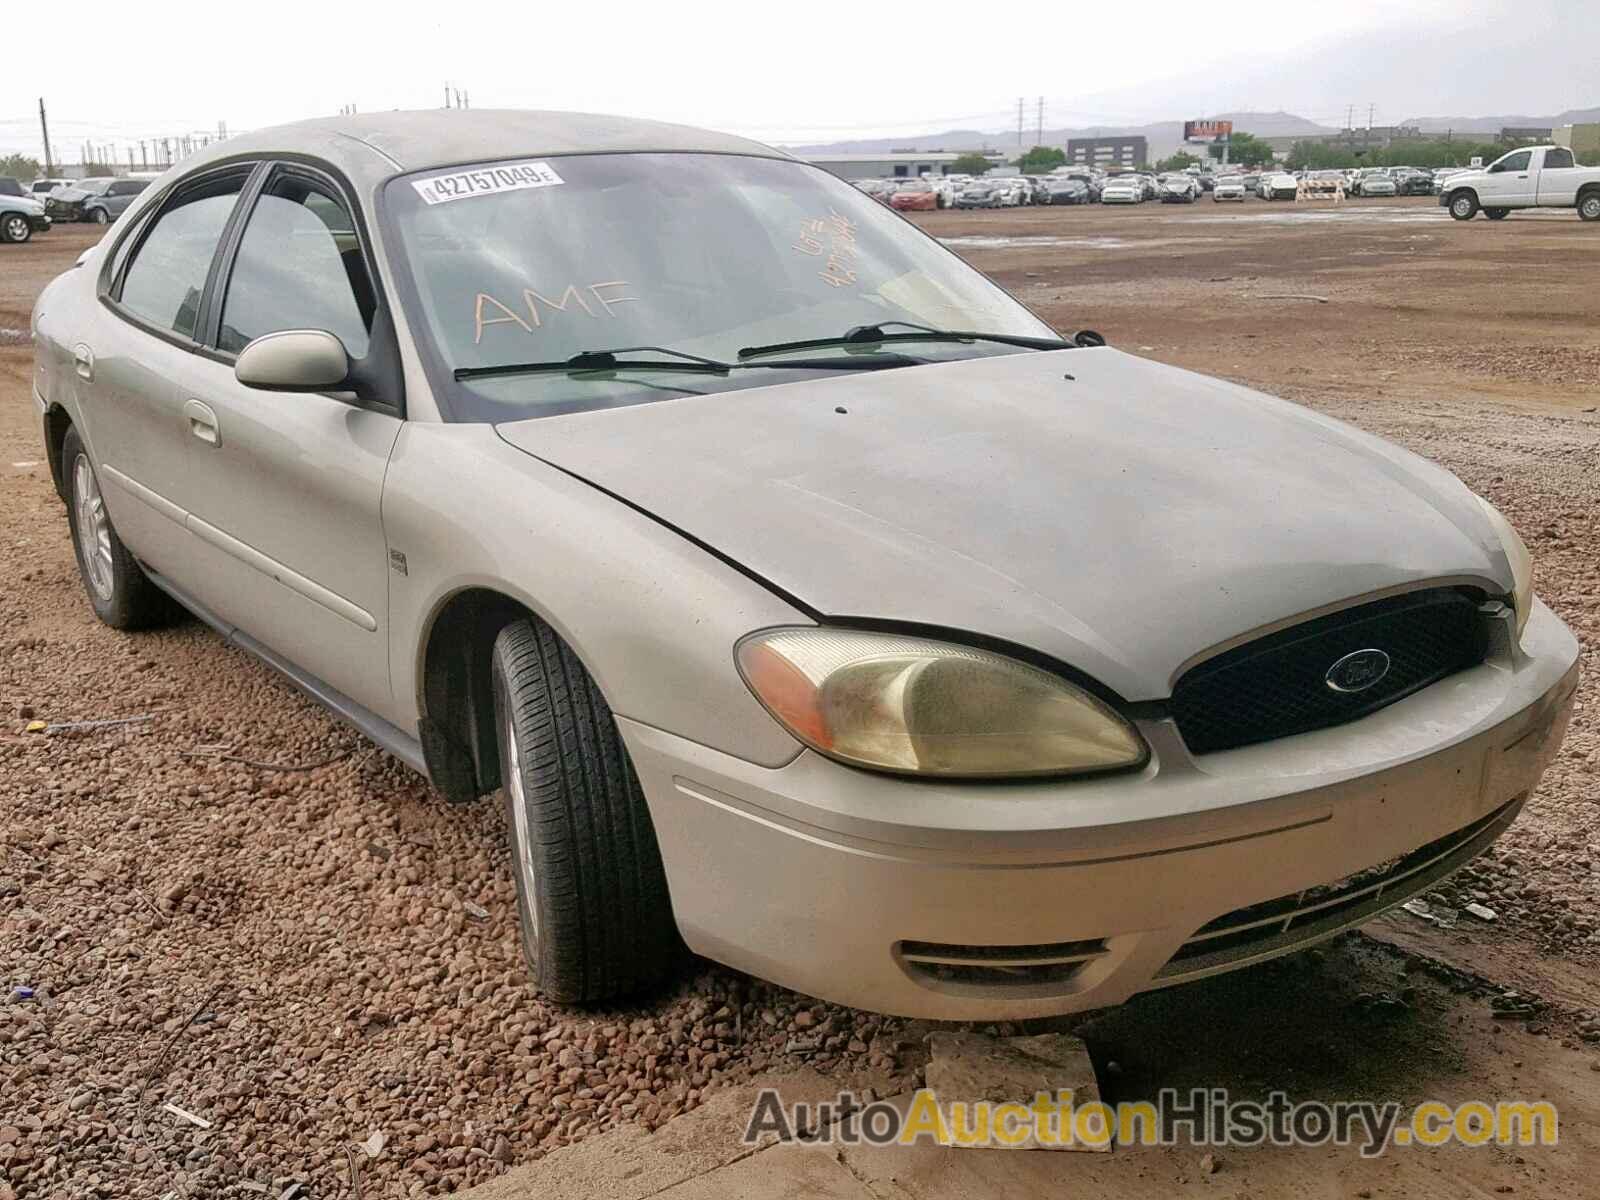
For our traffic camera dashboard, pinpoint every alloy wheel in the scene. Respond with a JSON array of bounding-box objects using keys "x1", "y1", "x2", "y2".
[
  {"x1": 2, "y1": 215, "x2": 27, "y2": 241},
  {"x1": 72, "y1": 454, "x2": 114, "y2": 601}
]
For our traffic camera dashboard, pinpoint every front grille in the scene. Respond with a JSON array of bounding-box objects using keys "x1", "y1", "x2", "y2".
[
  {"x1": 898, "y1": 938, "x2": 1109, "y2": 989},
  {"x1": 1171, "y1": 588, "x2": 1488, "y2": 755},
  {"x1": 1153, "y1": 797, "x2": 1522, "y2": 986}
]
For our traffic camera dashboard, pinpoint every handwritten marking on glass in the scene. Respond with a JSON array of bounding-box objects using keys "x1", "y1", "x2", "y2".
[{"x1": 473, "y1": 282, "x2": 639, "y2": 344}]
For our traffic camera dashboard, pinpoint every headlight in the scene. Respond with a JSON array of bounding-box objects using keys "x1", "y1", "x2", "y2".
[
  {"x1": 1477, "y1": 497, "x2": 1533, "y2": 642},
  {"x1": 736, "y1": 628, "x2": 1147, "y2": 778}
]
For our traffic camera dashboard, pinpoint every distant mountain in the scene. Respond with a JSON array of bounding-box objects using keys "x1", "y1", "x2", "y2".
[
  {"x1": 783, "y1": 111, "x2": 1338, "y2": 161},
  {"x1": 1401, "y1": 106, "x2": 1600, "y2": 134}
]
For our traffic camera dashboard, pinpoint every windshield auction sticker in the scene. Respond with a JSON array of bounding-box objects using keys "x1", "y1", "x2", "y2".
[{"x1": 411, "y1": 161, "x2": 565, "y2": 206}]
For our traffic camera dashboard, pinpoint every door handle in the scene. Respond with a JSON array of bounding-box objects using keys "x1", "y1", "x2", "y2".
[
  {"x1": 71, "y1": 343, "x2": 94, "y2": 382},
  {"x1": 183, "y1": 399, "x2": 221, "y2": 448}
]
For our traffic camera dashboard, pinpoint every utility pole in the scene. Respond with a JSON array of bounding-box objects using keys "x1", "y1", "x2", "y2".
[
  {"x1": 1036, "y1": 97, "x2": 1044, "y2": 147},
  {"x1": 445, "y1": 84, "x2": 452, "y2": 109},
  {"x1": 38, "y1": 98, "x2": 54, "y2": 176},
  {"x1": 1017, "y1": 97, "x2": 1024, "y2": 150}
]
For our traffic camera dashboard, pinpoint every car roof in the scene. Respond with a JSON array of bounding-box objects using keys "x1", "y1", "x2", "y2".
[{"x1": 178, "y1": 109, "x2": 793, "y2": 189}]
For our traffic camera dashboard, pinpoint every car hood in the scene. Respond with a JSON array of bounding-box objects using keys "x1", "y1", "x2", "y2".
[
  {"x1": 8, "y1": 195, "x2": 44, "y2": 213},
  {"x1": 495, "y1": 348, "x2": 1510, "y2": 701}
]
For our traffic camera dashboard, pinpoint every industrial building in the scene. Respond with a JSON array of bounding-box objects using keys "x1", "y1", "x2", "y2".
[
  {"x1": 1554, "y1": 123, "x2": 1600, "y2": 160},
  {"x1": 804, "y1": 151, "x2": 1005, "y2": 180},
  {"x1": 1065, "y1": 136, "x2": 1148, "y2": 169}
]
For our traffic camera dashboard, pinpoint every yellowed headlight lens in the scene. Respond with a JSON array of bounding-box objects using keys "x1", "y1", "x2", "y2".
[
  {"x1": 1477, "y1": 497, "x2": 1533, "y2": 643},
  {"x1": 737, "y1": 629, "x2": 1146, "y2": 778}
]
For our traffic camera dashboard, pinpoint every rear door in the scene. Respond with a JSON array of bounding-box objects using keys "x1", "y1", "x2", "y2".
[
  {"x1": 1534, "y1": 147, "x2": 1581, "y2": 206},
  {"x1": 87, "y1": 165, "x2": 256, "y2": 581},
  {"x1": 106, "y1": 179, "x2": 149, "y2": 216},
  {"x1": 159, "y1": 161, "x2": 402, "y2": 713}
]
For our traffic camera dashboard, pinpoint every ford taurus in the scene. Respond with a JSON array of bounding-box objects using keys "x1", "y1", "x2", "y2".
[{"x1": 31, "y1": 111, "x2": 1578, "y2": 1019}]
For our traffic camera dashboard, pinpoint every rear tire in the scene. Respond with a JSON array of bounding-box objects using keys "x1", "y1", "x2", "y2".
[
  {"x1": 1485, "y1": 208, "x2": 1510, "y2": 220},
  {"x1": 1449, "y1": 192, "x2": 1479, "y2": 220},
  {"x1": 1578, "y1": 193, "x2": 1600, "y2": 222},
  {"x1": 62, "y1": 427, "x2": 171, "y2": 629},
  {"x1": 0, "y1": 213, "x2": 30, "y2": 243},
  {"x1": 492, "y1": 618, "x2": 680, "y2": 1004}
]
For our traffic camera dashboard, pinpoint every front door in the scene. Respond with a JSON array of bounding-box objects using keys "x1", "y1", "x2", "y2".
[
  {"x1": 166, "y1": 165, "x2": 401, "y2": 714},
  {"x1": 1479, "y1": 149, "x2": 1535, "y2": 206}
]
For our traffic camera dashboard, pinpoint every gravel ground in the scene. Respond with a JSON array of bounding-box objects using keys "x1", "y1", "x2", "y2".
[{"x1": 3, "y1": 204, "x2": 1599, "y2": 1198}]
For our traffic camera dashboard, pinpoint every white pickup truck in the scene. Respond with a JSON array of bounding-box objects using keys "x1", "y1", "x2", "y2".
[{"x1": 1440, "y1": 145, "x2": 1600, "y2": 221}]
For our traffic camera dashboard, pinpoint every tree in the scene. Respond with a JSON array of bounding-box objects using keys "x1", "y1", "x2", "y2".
[
  {"x1": 0, "y1": 154, "x2": 41, "y2": 183},
  {"x1": 1209, "y1": 131, "x2": 1274, "y2": 168},
  {"x1": 950, "y1": 153, "x2": 994, "y2": 176},
  {"x1": 1155, "y1": 150, "x2": 1202, "y2": 173},
  {"x1": 1014, "y1": 145, "x2": 1066, "y2": 173},
  {"x1": 1283, "y1": 137, "x2": 1515, "y2": 171}
]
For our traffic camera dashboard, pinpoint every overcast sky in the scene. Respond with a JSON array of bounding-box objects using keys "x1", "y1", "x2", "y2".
[{"x1": 3, "y1": 0, "x2": 1596, "y2": 160}]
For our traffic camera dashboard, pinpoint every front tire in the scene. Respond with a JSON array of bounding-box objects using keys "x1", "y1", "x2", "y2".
[
  {"x1": 1578, "y1": 193, "x2": 1600, "y2": 222},
  {"x1": 1449, "y1": 192, "x2": 1479, "y2": 220},
  {"x1": 0, "y1": 213, "x2": 31, "y2": 243},
  {"x1": 62, "y1": 427, "x2": 170, "y2": 629},
  {"x1": 492, "y1": 618, "x2": 680, "y2": 1004},
  {"x1": 89, "y1": 207, "x2": 109, "y2": 225}
]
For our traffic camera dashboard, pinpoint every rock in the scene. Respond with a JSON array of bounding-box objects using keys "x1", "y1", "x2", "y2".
[{"x1": 1200, "y1": 1152, "x2": 1220, "y2": 1174}]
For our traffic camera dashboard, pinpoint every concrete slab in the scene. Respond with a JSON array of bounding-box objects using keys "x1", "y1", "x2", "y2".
[
  {"x1": 655, "y1": 1143, "x2": 868, "y2": 1200},
  {"x1": 455, "y1": 1070, "x2": 843, "y2": 1200},
  {"x1": 923, "y1": 1031, "x2": 1106, "y2": 1151}
]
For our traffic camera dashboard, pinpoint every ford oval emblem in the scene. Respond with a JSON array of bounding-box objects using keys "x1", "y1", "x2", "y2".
[{"x1": 1325, "y1": 648, "x2": 1392, "y2": 694}]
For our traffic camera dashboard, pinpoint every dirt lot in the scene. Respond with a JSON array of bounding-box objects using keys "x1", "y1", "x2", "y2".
[{"x1": 2, "y1": 199, "x2": 1599, "y2": 1199}]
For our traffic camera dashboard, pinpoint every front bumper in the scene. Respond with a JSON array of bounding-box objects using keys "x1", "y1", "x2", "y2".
[
  {"x1": 27, "y1": 214, "x2": 51, "y2": 232},
  {"x1": 622, "y1": 599, "x2": 1578, "y2": 1019}
]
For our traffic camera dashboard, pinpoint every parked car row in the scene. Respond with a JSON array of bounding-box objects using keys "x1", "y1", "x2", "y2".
[
  {"x1": 849, "y1": 161, "x2": 1494, "y2": 217},
  {"x1": 0, "y1": 174, "x2": 157, "y2": 240}
]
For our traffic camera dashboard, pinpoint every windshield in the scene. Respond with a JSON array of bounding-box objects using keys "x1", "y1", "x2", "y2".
[{"x1": 383, "y1": 153, "x2": 1053, "y2": 421}]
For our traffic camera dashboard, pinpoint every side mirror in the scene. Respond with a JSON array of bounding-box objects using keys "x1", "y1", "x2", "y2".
[{"x1": 235, "y1": 329, "x2": 350, "y2": 392}]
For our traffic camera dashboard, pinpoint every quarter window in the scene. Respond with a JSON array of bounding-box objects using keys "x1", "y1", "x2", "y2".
[
  {"x1": 1544, "y1": 148, "x2": 1575, "y2": 169},
  {"x1": 118, "y1": 172, "x2": 249, "y2": 339},
  {"x1": 218, "y1": 174, "x2": 374, "y2": 358}
]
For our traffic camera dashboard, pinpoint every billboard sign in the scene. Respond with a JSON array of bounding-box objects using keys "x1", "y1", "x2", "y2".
[{"x1": 1184, "y1": 119, "x2": 1234, "y2": 142}]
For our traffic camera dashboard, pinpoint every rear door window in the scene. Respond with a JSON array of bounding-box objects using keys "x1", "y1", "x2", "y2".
[
  {"x1": 117, "y1": 170, "x2": 250, "y2": 340},
  {"x1": 1543, "y1": 148, "x2": 1575, "y2": 169}
]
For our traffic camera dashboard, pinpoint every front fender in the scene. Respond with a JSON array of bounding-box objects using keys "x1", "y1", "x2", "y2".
[{"x1": 383, "y1": 422, "x2": 806, "y2": 768}]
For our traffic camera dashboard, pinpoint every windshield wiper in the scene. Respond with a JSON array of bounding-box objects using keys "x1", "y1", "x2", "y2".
[
  {"x1": 737, "y1": 321, "x2": 1075, "y2": 361},
  {"x1": 454, "y1": 345, "x2": 925, "y2": 382},
  {"x1": 455, "y1": 346, "x2": 732, "y2": 381}
]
